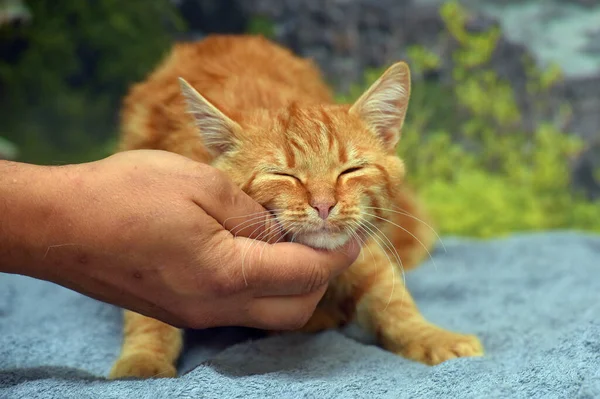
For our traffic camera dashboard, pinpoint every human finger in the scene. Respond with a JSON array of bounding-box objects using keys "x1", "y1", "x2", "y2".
[
  {"x1": 236, "y1": 238, "x2": 361, "y2": 297},
  {"x1": 244, "y1": 285, "x2": 328, "y2": 330}
]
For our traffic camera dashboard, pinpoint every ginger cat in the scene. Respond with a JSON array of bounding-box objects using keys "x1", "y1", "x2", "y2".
[{"x1": 109, "y1": 34, "x2": 483, "y2": 379}]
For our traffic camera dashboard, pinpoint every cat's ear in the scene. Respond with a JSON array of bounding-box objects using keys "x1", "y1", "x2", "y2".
[
  {"x1": 349, "y1": 62, "x2": 411, "y2": 151},
  {"x1": 178, "y1": 77, "x2": 241, "y2": 156}
]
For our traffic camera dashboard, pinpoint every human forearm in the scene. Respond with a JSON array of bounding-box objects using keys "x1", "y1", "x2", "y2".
[
  {"x1": 0, "y1": 159, "x2": 156, "y2": 313},
  {"x1": 0, "y1": 160, "x2": 70, "y2": 278}
]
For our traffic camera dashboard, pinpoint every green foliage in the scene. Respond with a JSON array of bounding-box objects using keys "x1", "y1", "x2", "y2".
[
  {"x1": 0, "y1": 0, "x2": 184, "y2": 164},
  {"x1": 247, "y1": 15, "x2": 275, "y2": 39},
  {"x1": 406, "y1": 45, "x2": 441, "y2": 74},
  {"x1": 339, "y1": 0, "x2": 600, "y2": 238},
  {"x1": 441, "y1": 1, "x2": 501, "y2": 69}
]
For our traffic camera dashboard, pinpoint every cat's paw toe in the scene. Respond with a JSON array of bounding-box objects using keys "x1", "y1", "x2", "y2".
[
  {"x1": 108, "y1": 352, "x2": 177, "y2": 379},
  {"x1": 401, "y1": 331, "x2": 484, "y2": 366}
]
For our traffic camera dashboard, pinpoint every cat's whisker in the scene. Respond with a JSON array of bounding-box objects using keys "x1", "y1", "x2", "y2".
[
  {"x1": 226, "y1": 208, "x2": 282, "y2": 222},
  {"x1": 364, "y1": 205, "x2": 446, "y2": 253},
  {"x1": 217, "y1": 215, "x2": 279, "y2": 272},
  {"x1": 258, "y1": 221, "x2": 297, "y2": 264},
  {"x1": 362, "y1": 218, "x2": 407, "y2": 291},
  {"x1": 227, "y1": 211, "x2": 283, "y2": 237},
  {"x1": 230, "y1": 218, "x2": 277, "y2": 238},
  {"x1": 222, "y1": 208, "x2": 285, "y2": 226},
  {"x1": 355, "y1": 220, "x2": 403, "y2": 311},
  {"x1": 352, "y1": 225, "x2": 378, "y2": 267},
  {"x1": 289, "y1": 229, "x2": 299, "y2": 244},
  {"x1": 363, "y1": 221, "x2": 406, "y2": 310},
  {"x1": 361, "y1": 219, "x2": 406, "y2": 277},
  {"x1": 363, "y1": 211, "x2": 439, "y2": 272},
  {"x1": 354, "y1": 222, "x2": 398, "y2": 310},
  {"x1": 232, "y1": 217, "x2": 290, "y2": 246},
  {"x1": 253, "y1": 226, "x2": 282, "y2": 265},
  {"x1": 239, "y1": 220, "x2": 276, "y2": 286},
  {"x1": 348, "y1": 222, "x2": 373, "y2": 263},
  {"x1": 239, "y1": 218, "x2": 294, "y2": 287}
]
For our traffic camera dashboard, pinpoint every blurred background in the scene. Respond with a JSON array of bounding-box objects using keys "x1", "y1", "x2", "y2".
[{"x1": 1, "y1": 0, "x2": 599, "y2": 238}]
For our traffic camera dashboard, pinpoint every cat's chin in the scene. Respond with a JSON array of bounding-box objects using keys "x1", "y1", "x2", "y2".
[{"x1": 291, "y1": 231, "x2": 351, "y2": 250}]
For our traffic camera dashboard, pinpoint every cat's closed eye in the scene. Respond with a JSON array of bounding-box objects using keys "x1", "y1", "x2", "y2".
[
  {"x1": 339, "y1": 166, "x2": 363, "y2": 176},
  {"x1": 274, "y1": 172, "x2": 301, "y2": 182}
]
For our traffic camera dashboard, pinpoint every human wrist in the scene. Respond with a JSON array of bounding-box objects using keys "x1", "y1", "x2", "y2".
[{"x1": 0, "y1": 160, "x2": 77, "y2": 278}]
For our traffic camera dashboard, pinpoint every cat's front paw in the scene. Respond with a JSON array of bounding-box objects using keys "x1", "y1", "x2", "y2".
[
  {"x1": 399, "y1": 328, "x2": 484, "y2": 366},
  {"x1": 108, "y1": 352, "x2": 177, "y2": 379}
]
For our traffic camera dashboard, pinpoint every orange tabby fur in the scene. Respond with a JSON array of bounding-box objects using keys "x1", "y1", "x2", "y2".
[{"x1": 109, "y1": 34, "x2": 483, "y2": 379}]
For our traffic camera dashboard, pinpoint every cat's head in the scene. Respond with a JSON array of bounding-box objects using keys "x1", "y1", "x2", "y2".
[{"x1": 179, "y1": 62, "x2": 410, "y2": 250}]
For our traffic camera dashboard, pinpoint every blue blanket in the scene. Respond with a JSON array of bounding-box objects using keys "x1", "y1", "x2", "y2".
[{"x1": 1, "y1": 231, "x2": 599, "y2": 398}]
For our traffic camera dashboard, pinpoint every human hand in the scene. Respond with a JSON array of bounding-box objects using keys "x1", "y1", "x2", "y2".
[{"x1": 1, "y1": 150, "x2": 359, "y2": 329}]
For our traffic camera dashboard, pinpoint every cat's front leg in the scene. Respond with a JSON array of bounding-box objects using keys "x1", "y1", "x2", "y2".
[
  {"x1": 354, "y1": 267, "x2": 484, "y2": 365},
  {"x1": 109, "y1": 310, "x2": 182, "y2": 379}
]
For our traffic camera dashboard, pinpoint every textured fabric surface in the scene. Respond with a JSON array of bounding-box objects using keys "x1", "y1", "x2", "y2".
[{"x1": 1, "y1": 231, "x2": 599, "y2": 399}]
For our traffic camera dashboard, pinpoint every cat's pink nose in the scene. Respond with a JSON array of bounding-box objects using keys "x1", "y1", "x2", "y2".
[{"x1": 311, "y1": 201, "x2": 337, "y2": 220}]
